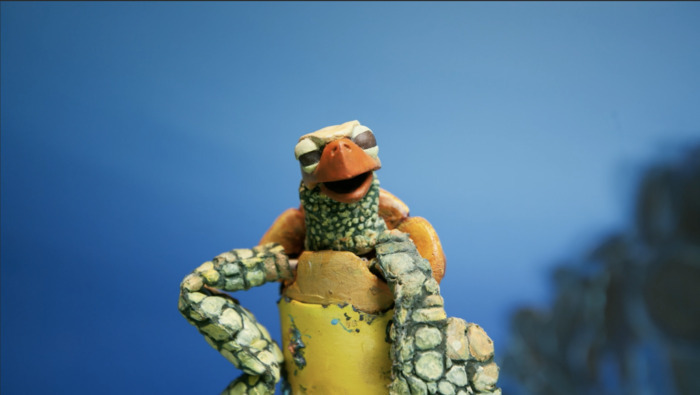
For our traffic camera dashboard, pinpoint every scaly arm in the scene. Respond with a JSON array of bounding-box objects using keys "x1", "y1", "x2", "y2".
[
  {"x1": 178, "y1": 242, "x2": 295, "y2": 394},
  {"x1": 379, "y1": 189, "x2": 446, "y2": 283},
  {"x1": 374, "y1": 230, "x2": 500, "y2": 395}
]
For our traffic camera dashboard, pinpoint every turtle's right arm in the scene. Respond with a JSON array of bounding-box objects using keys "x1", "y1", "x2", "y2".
[{"x1": 178, "y1": 242, "x2": 296, "y2": 394}]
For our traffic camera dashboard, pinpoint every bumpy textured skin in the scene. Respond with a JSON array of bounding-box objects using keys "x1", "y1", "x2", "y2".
[
  {"x1": 374, "y1": 231, "x2": 501, "y2": 395},
  {"x1": 301, "y1": 177, "x2": 387, "y2": 255},
  {"x1": 179, "y1": 173, "x2": 500, "y2": 394},
  {"x1": 178, "y1": 243, "x2": 293, "y2": 394}
]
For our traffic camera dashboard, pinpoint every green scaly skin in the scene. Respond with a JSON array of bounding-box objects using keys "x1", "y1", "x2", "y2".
[
  {"x1": 179, "y1": 175, "x2": 500, "y2": 394},
  {"x1": 301, "y1": 175, "x2": 387, "y2": 255},
  {"x1": 374, "y1": 231, "x2": 501, "y2": 395},
  {"x1": 178, "y1": 243, "x2": 292, "y2": 394}
]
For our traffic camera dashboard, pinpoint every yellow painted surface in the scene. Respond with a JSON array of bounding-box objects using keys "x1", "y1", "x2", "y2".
[{"x1": 279, "y1": 298, "x2": 393, "y2": 394}]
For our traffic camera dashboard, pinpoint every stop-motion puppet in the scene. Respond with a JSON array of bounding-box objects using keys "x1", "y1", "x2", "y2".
[{"x1": 178, "y1": 121, "x2": 501, "y2": 395}]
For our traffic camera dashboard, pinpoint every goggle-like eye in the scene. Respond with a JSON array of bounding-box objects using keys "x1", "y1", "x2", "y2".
[
  {"x1": 299, "y1": 150, "x2": 321, "y2": 167},
  {"x1": 352, "y1": 131, "x2": 376, "y2": 149},
  {"x1": 295, "y1": 137, "x2": 322, "y2": 174}
]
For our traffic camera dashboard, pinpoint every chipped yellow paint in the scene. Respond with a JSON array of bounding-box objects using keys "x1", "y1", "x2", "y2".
[{"x1": 279, "y1": 299, "x2": 393, "y2": 394}]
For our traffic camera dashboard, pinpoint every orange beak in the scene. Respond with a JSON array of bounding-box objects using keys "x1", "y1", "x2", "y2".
[{"x1": 303, "y1": 138, "x2": 381, "y2": 203}]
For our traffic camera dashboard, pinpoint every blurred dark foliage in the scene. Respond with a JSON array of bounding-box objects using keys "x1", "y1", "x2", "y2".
[{"x1": 503, "y1": 145, "x2": 700, "y2": 395}]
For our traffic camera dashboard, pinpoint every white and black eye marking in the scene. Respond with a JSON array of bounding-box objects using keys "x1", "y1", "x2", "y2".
[
  {"x1": 299, "y1": 150, "x2": 321, "y2": 167},
  {"x1": 353, "y1": 130, "x2": 376, "y2": 149},
  {"x1": 351, "y1": 126, "x2": 379, "y2": 159},
  {"x1": 295, "y1": 138, "x2": 322, "y2": 173}
]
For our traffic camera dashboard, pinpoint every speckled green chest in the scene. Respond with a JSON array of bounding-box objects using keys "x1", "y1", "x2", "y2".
[{"x1": 300, "y1": 176, "x2": 387, "y2": 255}]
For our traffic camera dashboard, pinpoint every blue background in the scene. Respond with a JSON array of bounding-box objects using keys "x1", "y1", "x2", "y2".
[{"x1": 2, "y1": 2, "x2": 699, "y2": 393}]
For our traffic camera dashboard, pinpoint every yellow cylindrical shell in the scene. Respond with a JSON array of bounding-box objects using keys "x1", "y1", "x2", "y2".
[
  {"x1": 283, "y1": 250, "x2": 393, "y2": 314},
  {"x1": 279, "y1": 298, "x2": 393, "y2": 394}
]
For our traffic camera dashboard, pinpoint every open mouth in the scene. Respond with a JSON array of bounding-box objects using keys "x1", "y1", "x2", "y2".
[
  {"x1": 320, "y1": 171, "x2": 373, "y2": 203},
  {"x1": 323, "y1": 172, "x2": 371, "y2": 194}
]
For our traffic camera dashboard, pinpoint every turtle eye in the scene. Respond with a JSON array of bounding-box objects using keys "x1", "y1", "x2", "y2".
[
  {"x1": 299, "y1": 150, "x2": 321, "y2": 167},
  {"x1": 295, "y1": 137, "x2": 322, "y2": 173},
  {"x1": 352, "y1": 131, "x2": 376, "y2": 149}
]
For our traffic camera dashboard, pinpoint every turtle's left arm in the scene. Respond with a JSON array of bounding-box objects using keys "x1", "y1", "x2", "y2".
[
  {"x1": 374, "y1": 231, "x2": 500, "y2": 394},
  {"x1": 379, "y1": 188, "x2": 446, "y2": 283},
  {"x1": 375, "y1": 190, "x2": 501, "y2": 395}
]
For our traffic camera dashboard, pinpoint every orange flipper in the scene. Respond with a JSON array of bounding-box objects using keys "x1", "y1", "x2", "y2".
[
  {"x1": 378, "y1": 189, "x2": 410, "y2": 229},
  {"x1": 397, "y1": 216, "x2": 446, "y2": 283},
  {"x1": 259, "y1": 208, "x2": 306, "y2": 256}
]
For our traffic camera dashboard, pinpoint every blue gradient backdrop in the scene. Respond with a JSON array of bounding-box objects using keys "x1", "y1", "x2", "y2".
[{"x1": 2, "y1": 2, "x2": 699, "y2": 394}]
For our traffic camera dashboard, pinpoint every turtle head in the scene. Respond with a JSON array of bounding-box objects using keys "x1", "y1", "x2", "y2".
[{"x1": 294, "y1": 120, "x2": 381, "y2": 203}]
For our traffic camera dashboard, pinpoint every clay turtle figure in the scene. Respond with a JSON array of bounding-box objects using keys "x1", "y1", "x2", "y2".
[{"x1": 178, "y1": 121, "x2": 501, "y2": 395}]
